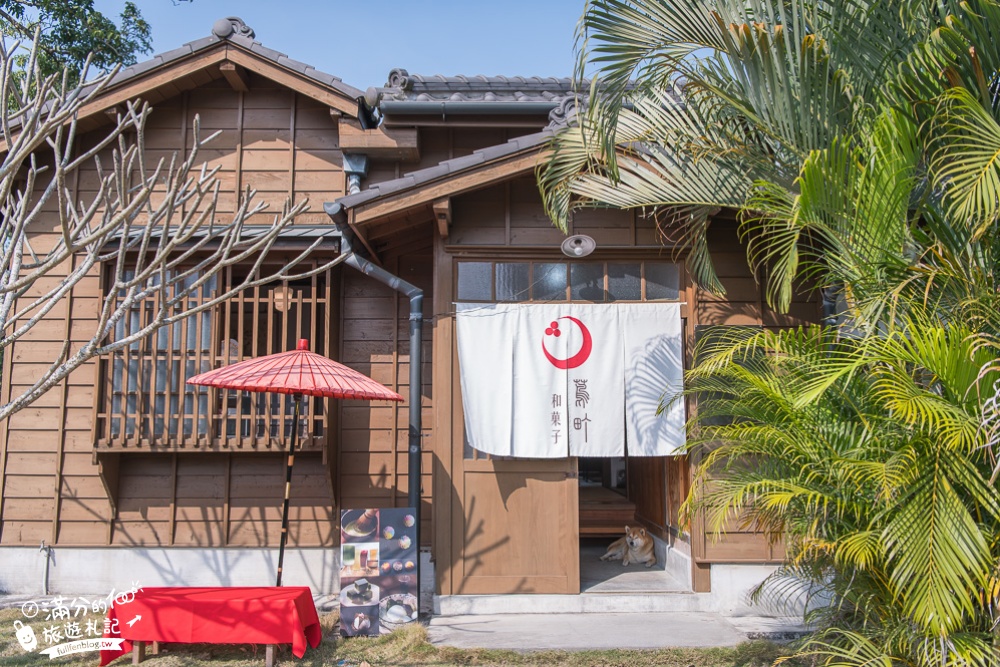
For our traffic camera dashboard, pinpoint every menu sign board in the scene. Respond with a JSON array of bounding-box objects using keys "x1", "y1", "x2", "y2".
[{"x1": 339, "y1": 507, "x2": 418, "y2": 636}]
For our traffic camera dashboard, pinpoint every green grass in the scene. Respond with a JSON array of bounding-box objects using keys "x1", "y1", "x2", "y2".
[{"x1": 0, "y1": 607, "x2": 800, "y2": 667}]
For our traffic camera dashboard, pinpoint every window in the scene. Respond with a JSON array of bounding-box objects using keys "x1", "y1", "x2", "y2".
[
  {"x1": 456, "y1": 260, "x2": 681, "y2": 303},
  {"x1": 97, "y1": 264, "x2": 335, "y2": 451}
]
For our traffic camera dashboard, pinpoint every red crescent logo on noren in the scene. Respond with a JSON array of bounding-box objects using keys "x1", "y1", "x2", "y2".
[{"x1": 542, "y1": 316, "x2": 593, "y2": 369}]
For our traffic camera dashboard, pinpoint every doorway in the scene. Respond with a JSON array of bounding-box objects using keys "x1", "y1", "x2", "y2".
[{"x1": 578, "y1": 455, "x2": 687, "y2": 593}]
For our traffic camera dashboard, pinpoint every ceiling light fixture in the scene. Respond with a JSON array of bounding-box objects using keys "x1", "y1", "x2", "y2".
[{"x1": 560, "y1": 234, "x2": 597, "y2": 258}]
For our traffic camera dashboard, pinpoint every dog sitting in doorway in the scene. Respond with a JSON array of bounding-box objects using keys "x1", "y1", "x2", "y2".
[{"x1": 600, "y1": 525, "x2": 656, "y2": 567}]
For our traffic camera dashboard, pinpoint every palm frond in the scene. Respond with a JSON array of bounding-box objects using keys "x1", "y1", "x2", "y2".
[{"x1": 929, "y1": 86, "x2": 1000, "y2": 235}]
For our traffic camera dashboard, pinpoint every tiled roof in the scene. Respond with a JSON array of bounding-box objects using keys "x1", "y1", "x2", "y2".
[
  {"x1": 83, "y1": 17, "x2": 364, "y2": 102},
  {"x1": 336, "y1": 130, "x2": 552, "y2": 210},
  {"x1": 380, "y1": 69, "x2": 576, "y2": 103}
]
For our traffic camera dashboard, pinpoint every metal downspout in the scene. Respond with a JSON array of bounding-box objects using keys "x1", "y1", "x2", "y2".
[{"x1": 324, "y1": 203, "x2": 424, "y2": 606}]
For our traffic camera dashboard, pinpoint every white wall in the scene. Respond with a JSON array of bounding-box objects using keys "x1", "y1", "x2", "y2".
[
  {"x1": 0, "y1": 546, "x2": 435, "y2": 610},
  {"x1": 0, "y1": 547, "x2": 338, "y2": 596}
]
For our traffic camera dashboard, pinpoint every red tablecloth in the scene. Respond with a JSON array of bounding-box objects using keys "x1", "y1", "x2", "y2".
[{"x1": 100, "y1": 587, "x2": 321, "y2": 665}]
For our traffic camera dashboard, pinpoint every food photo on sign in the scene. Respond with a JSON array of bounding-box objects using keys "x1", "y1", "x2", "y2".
[{"x1": 340, "y1": 507, "x2": 418, "y2": 636}]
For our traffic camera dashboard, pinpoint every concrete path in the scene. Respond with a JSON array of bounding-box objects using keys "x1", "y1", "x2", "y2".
[
  {"x1": 428, "y1": 611, "x2": 773, "y2": 650},
  {"x1": 2, "y1": 594, "x2": 805, "y2": 651}
]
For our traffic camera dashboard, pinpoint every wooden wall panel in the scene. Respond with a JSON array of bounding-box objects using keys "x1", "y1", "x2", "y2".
[
  {"x1": 338, "y1": 242, "x2": 435, "y2": 544},
  {"x1": 106, "y1": 452, "x2": 335, "y2": 548},
  {"x1": 293, "y1": 94, "x2": 344, "y2": 225},
  {"x1": 448, "y1": 175, "x2": 660, "y2": 249},
  {"x1": 629, "y1": 458, "x2": 667, "y2": 538},
  {"x1": 3, "y1": 76, "x2": 346, "y2": 548},
  {"x1": 450, "y1": 184, "x2": 506, "y2": 246}
]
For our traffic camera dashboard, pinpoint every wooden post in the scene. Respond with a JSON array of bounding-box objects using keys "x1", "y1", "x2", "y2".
[
  {"x1": 265, "y1": 644, "x2": 275, "y2": 667},
  {"x1": 132, "y1": 641, "x2": 145, "y2": 665},
  {"x1": 275, "y1": 392, "x2": 302, "y2": 586}
]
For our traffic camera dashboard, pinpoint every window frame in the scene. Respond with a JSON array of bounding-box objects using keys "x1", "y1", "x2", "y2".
[
  {"x1": 454, "y1": 258, "x2": 683, "y2": 304},
  {"x1": 95, "y1": 261, "x2": 337, "y2": 453}
]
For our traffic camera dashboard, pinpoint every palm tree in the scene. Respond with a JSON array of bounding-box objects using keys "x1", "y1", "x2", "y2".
[
  {"x1": 538, "y1": 0, "x2": 1000, "y2": 321},
  {"x1": 538, "y1": 1, "x2": 1000, "y2": 664},
  {"x1": 683, "y1": 321, "x2": 1000, "y2": 665}
]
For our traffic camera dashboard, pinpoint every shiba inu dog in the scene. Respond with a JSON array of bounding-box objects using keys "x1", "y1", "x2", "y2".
[{"x1": 600, "y1": 525, "x2": 656, "y2": 567}]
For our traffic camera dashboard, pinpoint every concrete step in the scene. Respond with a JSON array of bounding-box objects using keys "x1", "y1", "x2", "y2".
[
  {"x1": 434, "y1": 591, "x2": 713, "y2": 616},
  {"x1": 428, "y1": 611, "x2": 749, "y2": 649}
]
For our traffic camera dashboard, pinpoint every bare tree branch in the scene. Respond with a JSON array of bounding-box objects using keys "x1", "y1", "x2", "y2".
[{"x1": 0, "y1": 38, "x2": 344, "y2": 423}]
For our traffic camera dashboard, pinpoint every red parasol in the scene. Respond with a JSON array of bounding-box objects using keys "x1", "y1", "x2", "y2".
[
  {"x1": 188, "y1": 339, "x2": 404, "y2": 401},
  {"x1": 188, "y1": 339, "x2": 403, "y2": 586}
]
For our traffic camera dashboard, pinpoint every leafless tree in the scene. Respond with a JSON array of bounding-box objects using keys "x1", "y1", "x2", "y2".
[{"x1": 0, "y1": 37, "x2": 343, "y2": 422}]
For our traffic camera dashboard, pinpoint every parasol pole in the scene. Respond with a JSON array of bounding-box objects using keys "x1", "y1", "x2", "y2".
[{"x1": 275, "y1": 392, "x2": 302, "y2": 586}]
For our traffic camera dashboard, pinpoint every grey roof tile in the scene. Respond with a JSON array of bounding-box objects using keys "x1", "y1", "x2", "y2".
[
  {"x1": 276, "y1": 54, "x2": 309, "y2": 75},
  {"x1": 513, "y1": 134, "x2": 548, "y2": 150},
  {"x1": 124, "y1": 56, "x2": 164, "y2": 77},
  {"x1": 184, "y1": 36, "x2": 220, "y2": 52},
  {"x1": 382, "y1": 70, "x2": 576, "y2": 104},
  {"x1": 66, "y1": 17, "x2": 366, "y2": 110},
  {"x1": 227, "y1": 34, "x2": 256, "y2": 49},
  {"x1": 248, "y1": 41, "x2": 288, "y2": 61},
  {"x1": 375, "y1": 175, "x2": 416, "y2": 195},
  {"x1": 107, "y1": 55, "x2": 163, "y2": 85},
  {"x1": 308, "y1": 70, "x2": 335, "y2": 84},
  {"x1": 443, "y1": 152, "x2": 487, "y2": 171},
  {"x1": 477, "y1": 141, "x2": 521, "y2": 161},
  {"x1": 156, "y1": 43, "x2": 195, "y2": 63},
  {"x1": 412, "y1": 164, "x2": 451, "y2": 181}
]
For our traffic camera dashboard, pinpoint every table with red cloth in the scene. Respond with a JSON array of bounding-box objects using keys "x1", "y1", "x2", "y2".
[{"x1": 100, "y1": 587, "x2": 322, "y2": 665}]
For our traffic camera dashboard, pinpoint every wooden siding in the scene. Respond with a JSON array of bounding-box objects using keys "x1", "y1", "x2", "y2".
[
  {"x1": 449, "y1": 176, "x2": 651, "y2": 248},
  {"x1": 338, "y1": 238, "x2": 435, "y2": 544},
  {"x1": 1, "y1": 74, "x2": 348, "y2": 547},
  {"x1": 110, "y1": 452, "x2": 334, "y2": 547},
  {"x1": 365, "y1": 127, "x2": 533, "y2": 183}
]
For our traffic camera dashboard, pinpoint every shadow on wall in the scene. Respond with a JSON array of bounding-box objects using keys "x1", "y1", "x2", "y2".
[
  {"x1": 56, "y1": 451, "x2": 342, "y2": 592},
  {"x1": 625, "y1": 331, "x2": 684, "y2": 456}
]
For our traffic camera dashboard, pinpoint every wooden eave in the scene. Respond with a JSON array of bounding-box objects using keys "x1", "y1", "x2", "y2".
[
  {"x1": 221, "y1": 45, "x2": 358, "y2": 115},
  {"x1": 350, "y1": 145, "x2": 550, "y2": 228},
  {"x1": 79, "y1": 42, "x2": 358, "y2": 119},
  {"x1": 338, "y1": 118, "x2": 419, "y2": 160}
]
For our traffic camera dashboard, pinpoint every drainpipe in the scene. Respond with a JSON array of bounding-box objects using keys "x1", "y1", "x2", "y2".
[
  {"x1": 324, "y1": 202, "x2": 424, "y2": 605},
  {"x1": 39, "y1": 541, "x2": 51, "y2": 596},
  {"x1": 821, "y1": 284, "x2": 840, "y2": 328},
  {"x1": 342, "y1": 154, "x2": 369, "y2": 197}
]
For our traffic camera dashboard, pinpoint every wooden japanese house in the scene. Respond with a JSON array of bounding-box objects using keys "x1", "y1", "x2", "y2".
[{"x1": 0, "y1": 18, "x2": 819, "y2": 609}]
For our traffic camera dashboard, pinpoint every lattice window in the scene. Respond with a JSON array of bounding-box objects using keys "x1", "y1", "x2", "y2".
[{"x1": 96, "y1": 263, "x2": 335, "y2": 452}]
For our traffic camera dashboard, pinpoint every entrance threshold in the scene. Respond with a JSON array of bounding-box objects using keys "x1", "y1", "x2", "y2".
[
  {"x1": 580, "y1": 542, "x2": 688, "y2": 594},
  {"x1": 435, "y1": 541, "x2": 698, "y2": 616}
]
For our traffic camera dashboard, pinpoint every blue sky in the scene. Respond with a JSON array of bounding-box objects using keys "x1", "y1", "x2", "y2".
[{"x1": 96, "y1": 1, "x2": 585, "y2": 90}]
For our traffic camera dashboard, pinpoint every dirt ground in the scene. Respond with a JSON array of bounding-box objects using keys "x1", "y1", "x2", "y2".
[{"x1": 0, "y1": 606, "x2": 799, "y2": 667}]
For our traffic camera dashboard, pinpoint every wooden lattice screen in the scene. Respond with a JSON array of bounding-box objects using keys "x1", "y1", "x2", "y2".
[{"x1": 95, "y1": 263, "x2": 335, "y2": 452}]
